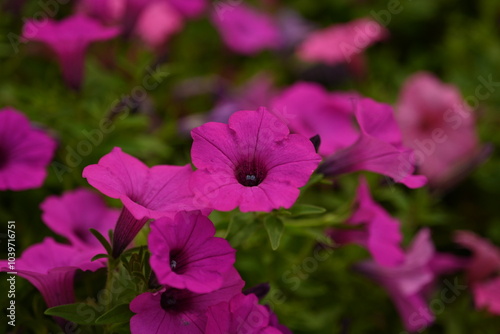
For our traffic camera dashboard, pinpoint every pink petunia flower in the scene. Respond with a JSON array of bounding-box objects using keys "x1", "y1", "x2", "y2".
[
  {"x1": 205, "y1": 294, "x2": 281, "y2": 334},
  {"x1": 149, "y1": 211, "x2": 236, "y2": 293},
  {"x1": 396, "y1": 72, "x2": 484, "y2": 189},
  {"x1": 40, "y1": 188, "x2": 119, "y2": 250},
  {"x1": 354, "y1": 229, "x2": 462, "y2": 332},
  {"x1": 455, "y1": 231, "x2": 500, "y2": 315},
  {"x1": 1, "y1": 238, "x2": 104, "y2": 327},
  {"x1": 272, "y1": 82, "x2": 426, "y2": 188},
  {"x1": 297, "y1": 18, "x2": 388, "y2": 66},
  {"x1": 22, "y1": 14, "x2": 120, "y2": 89},
  {"x1": 329, "y1": 177, "x2": 405, "y2": 267},
  {"x1": 83, "y1": 147, "x2": 202, "y2": 258},
  {"x1": 210, "y1": 3, "x2": 280, "y2": 55},
  {"x1": 0, "y1": 107, "x2": 56, "y2": 191},
  {"x1": 190, "y1": 107, "x2": 321, "y2": 212},
  {"x1": 130, "y1": 267, "x2": 244, "y2": 334},
  {"x1": 134, "y1": 1, "x2": 183, "y2": 50}
]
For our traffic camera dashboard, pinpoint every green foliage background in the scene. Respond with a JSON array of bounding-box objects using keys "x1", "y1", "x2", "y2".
[{"x1": 1, "y1": 0, "x2": 500, "y2": 333}]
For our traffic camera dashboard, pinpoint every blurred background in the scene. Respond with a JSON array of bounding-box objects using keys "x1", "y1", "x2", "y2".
[{"x1": 1, "y1": 0, "x2": 500, "y2": 333}]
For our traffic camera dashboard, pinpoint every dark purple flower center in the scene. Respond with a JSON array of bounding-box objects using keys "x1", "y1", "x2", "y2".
[
  {"x1": 160, "y1": 291, "x2": 178, "y2": 310},
  {"x1": 159, "y1": 288, "x2": 193, "y2": 314},
  {"x1": 0, "y1": 145, "x2": 9, "y2": 168},
  {"x1": 235, "y1": 160, "x2": 267, "y2": 187},
  {"x1": 169, "y1": 249, "x2": 185, "y2": 274}
]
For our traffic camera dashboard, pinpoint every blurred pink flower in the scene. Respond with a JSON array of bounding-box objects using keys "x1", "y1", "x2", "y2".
[
  {"x1": 329, "y1": 177, "x2": 405, "y2": 267},
  {"x1": 297, "y1": 18, "x2": 388, "y2": 67},
  {"x1": 168, "y1": 0, "x2": 207, "y2": 18},
  {"x1": 40, "y1": 188, "x2": 119, "y2": 250},
  {"x1": 396, "y1": 72, "x2": 483, "y2": 188},
  {"x1": 22, "y1": 14, "x2": 120, "y2": 89},
  {"x1": 272, "y1": 82, "x2": 426, "y2": 188},
  {"x1": 205, "y1": 294, "x2": 281, "y2": 334},
  {"x1": 1, "y1": 238, "x2": 104, "y2": 327},
  {"x1": 210, "y1": 4, "x2": 279, "y2": 55},
  {"x1": 455, "y1": 231, "x2": 500, "y2": 315},
  {"x1": 83, "y1": 147, "x2": 201, "y2": 257},
  {"x1": 190, "y1": 107, "x2": 321, "y2": 212},
  {"x1": 149, "y1": 211, "x2": 235, "y2": 293},
  {"x1": 0, "y1": 107, "x2": 56, "y2": 191},
  {"x1": 76, "y1": 0, "x2": 125, "y2": 25},
  {"x1": 355, "y1": 229, "x2": 462, "y2": 332},
  {"x1": 130, "y1": 267, "x2": 244, "y2": 334},
  {"x1": 135, "y1": 1, "x2": 183, "y2": 50}
]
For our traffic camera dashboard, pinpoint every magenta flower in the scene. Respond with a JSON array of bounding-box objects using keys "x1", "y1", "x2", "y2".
[
  {"x1": 210, "y1": 4, "x2": 279, "y2": 55},
  {"x1": 134, "y1": 1, "x2": 183, "y2": 50},
  {"x1": 354, "y1": 229, "x2": 462, "y2": 332},
  {"x1": 455, "y1": 231, "x2": 500, "y2": 315},
  {"x1": 1, "y1": 238, "x2": 104, "y2": 326},
  {"x1": 329, "y1": 177, "x2": 405, "y2": 267},
  {"x1": 40, "y1": 188, "x2": 119, "y2": 250},
  {"x1": 130, "y1": 267, "x2": 244, "y2": 334},
  {"x1": 272, "y1": 83, "x2": 426, "y2": 188},
  {"x1": 297, "y1": 18, "x2": 388, "y2": 66},
  {"x1": 205, "y1": 294, "x2": 281, "y2": 334},
  {"x1": 396, "y1": 72, "x2": 483, "y2": 188},
  {"x1": 83, "y1": 147, "x2": 202, "y2": 257},
  {"x1": 190, "y1": 107, "x2": 321, "y2": 212},
  {"x1": 168, "y1": 0, "x2": 207, "y2": 18},
  {"x1": 272, "y1": 82, "x2": 360, "y2": 156},
  {"x1": 22, "y1": 14, "x2": 120, "y2": 89},
  {"x1": 0, "y1": 107, "x2": 56, "y2": 191},
  {"x1": 149, "y1": 211, "x2": 235, "y2": 293}
]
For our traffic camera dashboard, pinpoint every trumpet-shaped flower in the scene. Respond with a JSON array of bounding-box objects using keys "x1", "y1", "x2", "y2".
[
  {"x1": 0, "y1": 107, "x2": 56, "y2": 191},
  {"x1": 190, "y1": 107, "x2": 321, "y2": 212},
  {"x1": 149, "y1": 211, "x2": 236, "y2": 293},
  {"x1": 22, "y1": 14, "x2": 120, "y2": 89},
  {"x1": 83, "y1": 147, "x2": 201, "y2": 257}
]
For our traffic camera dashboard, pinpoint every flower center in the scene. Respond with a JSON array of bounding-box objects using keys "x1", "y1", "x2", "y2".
[
  {"x1": 0, "y1": 145, "x2": 9, "y2": 168},
  {"x1": 235, "y1": 160, "x2": 267, "y2": 187},
  {"x1": 160, "y1": 291, "x2": 177, "y2": 311},
  {"x1": 170, "y1": 260, "x2": 177, "y2": 270}
]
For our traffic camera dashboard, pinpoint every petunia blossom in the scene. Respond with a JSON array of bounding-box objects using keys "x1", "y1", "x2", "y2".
[
  {"x1": 22, "y1": 14, "x2": 120, "y2": 89},
  {"x1": 396, "y1": 72, "x2": 485, "y2": 189},
  {"x1": 190, "y1": 107, "x2": 321, "y2": 212},
  {"x1": 130, "y1": 267, "x2": 244, "y2": 334},
  {"x1": 149, "y1": 211, "x2": 236, "y2": 293},
  {"x1": 210, "y1": 4, "x2": 279, "y2": 55},
  {"x1": 205, "y1": 293, "x2": 281, "y2": 334},
  {"x1": 83, "y1": 147, "x2": 202, "y2": 258},
  {"x1": 134, "y1": 1, "x2": 183, "y2": 50},
  {"x1": 297, "y1": 18, "x2": 388, "y2": 67},
  {"x1": 272, "y1": 83, "x2": 425, "y2": 188},
  {"x1": 76, "y1": 0, "x2": 125, "y2": 25},
  {"x1": 455, "y1": 231, "x2": 500, "y2": 315},
  {"x1": 0, "y1": 238, "x2": 104, "y2": 327},
  {"x1": 40, "y1": 188, "x2": 119, "y2": 250},
  {"x1": 328, "y1": 176, "x2": 405, "y2": 267},
  {"x1": 354, "y1": 229, "x2": 463, "y2": 332},
  {"x1": 0, "y1": 107, "x2": 56, "y2": 191}
]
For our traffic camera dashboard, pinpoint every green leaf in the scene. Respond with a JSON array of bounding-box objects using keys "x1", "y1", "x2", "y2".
[
  {"x1": 264, "y1": 216, "x2": 285, "y2": 250},
  {"x1": 95, "y1": 303, "x2": 134, "y2": 325},
  {"x1": 45, "y1": 303, "x2": 96, "y2": 325},
  {"x1": 91, "y1": 253, "x2": 110, "y2": 261},
  {"x1": 290, "y1": 204, "x2": 326, "y2": 217},
  {"x1": 90, "y1": 228, "x2": 112, "y2": 255}
]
